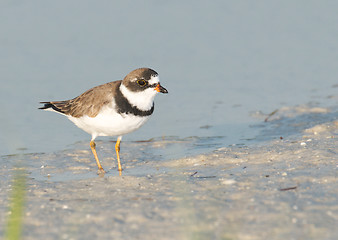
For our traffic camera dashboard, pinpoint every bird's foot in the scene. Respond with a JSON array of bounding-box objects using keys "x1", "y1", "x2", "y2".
[{"x1": 97, "y1": 168, "x2": 106, "y2": 176}]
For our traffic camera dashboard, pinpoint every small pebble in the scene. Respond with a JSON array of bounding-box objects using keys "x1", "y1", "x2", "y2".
[{"x1": 220, "y1": 178, "x2": 236, "y2": 185}]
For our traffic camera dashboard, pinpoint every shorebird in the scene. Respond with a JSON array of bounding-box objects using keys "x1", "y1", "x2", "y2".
[{"x1": 39, "y1": 68, "x2": 168, "y2": 175}]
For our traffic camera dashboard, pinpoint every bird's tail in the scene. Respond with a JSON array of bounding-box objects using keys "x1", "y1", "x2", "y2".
[{"x1": 39, "y1": 101, "x2": 66, "y2": 114}]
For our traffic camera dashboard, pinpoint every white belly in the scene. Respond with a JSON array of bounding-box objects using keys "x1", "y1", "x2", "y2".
[{"x1": 67, "y1": 106, "x2": 150, "y2": 138}]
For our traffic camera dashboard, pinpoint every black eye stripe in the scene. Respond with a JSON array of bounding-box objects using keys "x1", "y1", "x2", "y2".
[{"x1": 136, "y1": 79, "x2": 158, "y2": 88}]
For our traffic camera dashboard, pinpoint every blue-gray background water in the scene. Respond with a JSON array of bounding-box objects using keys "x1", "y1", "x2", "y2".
[{"x1": 1, "y1": 0, "x2": 337, "y2": 157}]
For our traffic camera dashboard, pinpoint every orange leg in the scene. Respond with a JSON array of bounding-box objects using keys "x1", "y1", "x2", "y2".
[
  {"x1": 90, "y1": 140, "x2": 105, "y2": 173},
  {"x1": 115, "y1": 136, "x2": 122, "y2": 175}
]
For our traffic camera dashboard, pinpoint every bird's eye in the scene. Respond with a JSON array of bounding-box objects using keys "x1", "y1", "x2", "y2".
[{"x1": 137, "y1": 79, "x2": 146, "y2": 86}]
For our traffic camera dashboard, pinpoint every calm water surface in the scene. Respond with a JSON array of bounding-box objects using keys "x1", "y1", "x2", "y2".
[{"x1": 1, "y1": 1, "x2": 337, "y2": 158}]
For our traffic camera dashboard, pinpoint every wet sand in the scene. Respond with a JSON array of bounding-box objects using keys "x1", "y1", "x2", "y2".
[{"x1": 0, "y1": 105, "x2": 337, "y2": 240}]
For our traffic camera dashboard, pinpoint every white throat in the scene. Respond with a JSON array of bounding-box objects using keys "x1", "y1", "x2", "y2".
[{"x1": 120, "y1": 77, "x2": 159, "y2": 111}]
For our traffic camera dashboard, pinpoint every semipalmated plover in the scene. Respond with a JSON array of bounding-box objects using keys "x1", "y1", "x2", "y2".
[{"x1": 39, "y1": 68, "x2": 168, "y2": 175}]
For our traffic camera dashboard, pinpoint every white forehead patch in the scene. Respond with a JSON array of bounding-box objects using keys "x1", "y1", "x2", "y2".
[{"x1": 148, "y1": 75, "x2": 160, "y2": 85}]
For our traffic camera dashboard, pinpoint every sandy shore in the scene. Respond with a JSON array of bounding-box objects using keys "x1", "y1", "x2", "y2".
[{"x1": 0, "y1": 105, "x2": 337, "y2": 240}]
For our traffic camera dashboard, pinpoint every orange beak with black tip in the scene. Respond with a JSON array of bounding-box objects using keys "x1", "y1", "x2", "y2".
[{"x1": 154, "y1": 83, "x2": 168, "y2": 93}]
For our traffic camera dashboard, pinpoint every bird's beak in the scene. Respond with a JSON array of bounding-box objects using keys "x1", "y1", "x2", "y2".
[{"x1": 154, "y1": 83, "x2": 168, "y2": 93}]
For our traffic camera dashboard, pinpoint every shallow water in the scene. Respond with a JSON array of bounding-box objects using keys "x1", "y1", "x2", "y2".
[
  {"x1": 1, "y1": 1, "x2": 338, "y2": 158},
  {"x1": 2, "y1": 103, "x2": 335, "y2": 181}
]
